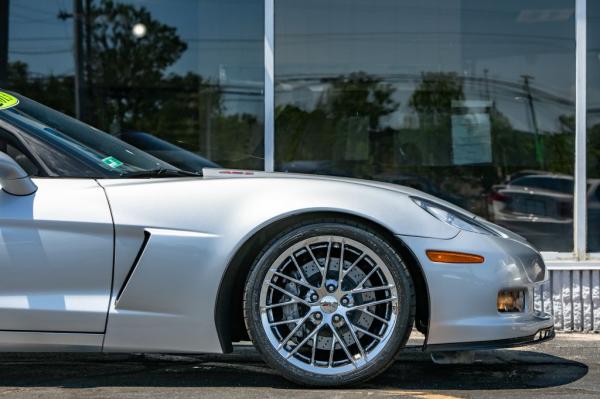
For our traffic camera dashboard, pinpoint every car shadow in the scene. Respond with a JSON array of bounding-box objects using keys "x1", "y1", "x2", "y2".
[
  {"x1": 0, "y1": 346, "x2": 587, "y2": 391},
  {"x1": 370, "y1": 349, "x2": 589, "y2": 391}
]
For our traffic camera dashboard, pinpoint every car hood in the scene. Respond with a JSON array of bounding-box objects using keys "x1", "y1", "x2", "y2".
[{"x1": 202, "y1": 169, "x2": 529, "y2": 244}]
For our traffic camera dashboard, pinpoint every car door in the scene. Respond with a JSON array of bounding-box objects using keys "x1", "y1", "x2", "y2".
[{"x1": 0, "y1": 142, "x2": 113, "y2": 332}]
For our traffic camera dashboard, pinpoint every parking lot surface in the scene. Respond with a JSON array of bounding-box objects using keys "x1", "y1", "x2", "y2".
[{"x1": 0, "y1": 333, "x2": 597, "y2": 398}]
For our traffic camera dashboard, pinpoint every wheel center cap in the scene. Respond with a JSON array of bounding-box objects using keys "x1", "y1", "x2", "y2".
[{"x1": 320, "y1": 296, "x2": 339, "y2": 314}]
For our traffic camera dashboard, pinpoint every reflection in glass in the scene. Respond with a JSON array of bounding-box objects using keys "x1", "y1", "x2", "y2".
[
  {"x1": 4, "y1": 0, "x2": 264, "y2": 171},
  {"x1": 588, "y1": 2, "x2": 600, "y2": 252},
  {"x1": 275, "y1": 0, "x2": 576, "y2": 251}
]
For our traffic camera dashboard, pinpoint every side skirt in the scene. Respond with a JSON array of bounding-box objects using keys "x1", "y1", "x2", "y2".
[{"x1": 0, "y1": 331, "x2": 103, "y2": 352}]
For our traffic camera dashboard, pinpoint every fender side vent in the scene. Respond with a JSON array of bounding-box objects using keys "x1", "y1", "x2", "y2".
[{"x1": 116, "y1": 231, "x2": 151, "y2": 303}]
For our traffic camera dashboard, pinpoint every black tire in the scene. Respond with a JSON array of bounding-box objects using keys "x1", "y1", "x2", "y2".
[{"x1": 243, "y1": 220, "x2": 415, "y2": 387}]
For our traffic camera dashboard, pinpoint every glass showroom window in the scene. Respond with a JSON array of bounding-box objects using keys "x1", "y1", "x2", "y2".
[
  {"x1": 274, "y1": 0, "x2": 576, "y2": 252},
  {"x1": 588, "y1": 2, "x2": 600, "y2": 253},
  {"x1": 5, "y1": 0, "x2": 264, "y2": 170}
]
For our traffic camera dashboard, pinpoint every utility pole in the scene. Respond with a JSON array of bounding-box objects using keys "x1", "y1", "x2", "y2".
[
  {"x1": 84, "y1": 0, "x2": 93, "y2": 124},
  {"x1": 0, "y1": 0, "x2": 9, "y2": 88},
  {"x1": 58, "y1": 1, "x2": 86, "y2": 120},
  {"x1": 483, "y1": 68, "x2": 490, "y2": 101},
  {"x1": 73, "y1": 0, "x2": 86, "y2": 120},
  {"x1": 522, "y1": 74, "x2": 544, "y2": 169}
]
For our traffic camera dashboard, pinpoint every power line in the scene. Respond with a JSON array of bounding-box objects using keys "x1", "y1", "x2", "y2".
[
  {"x1": 9, "y1": 49, "x2": 72, "y2": 55},
  {"x1": 10, "y1": 37, "x2": 72, "y2": 42},
  {"x1": 12, "y1": 3, "x2": 59, "y2": 17}
]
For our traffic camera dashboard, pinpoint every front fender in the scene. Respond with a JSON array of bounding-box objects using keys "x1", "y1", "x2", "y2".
[{"x1": 99, "y1": 177, "x2": 454, "y2": 353}]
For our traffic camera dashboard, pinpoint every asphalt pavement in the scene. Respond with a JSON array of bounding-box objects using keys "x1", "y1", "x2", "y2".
[{"x1": 0, "y1": 333, "x2": 597, "y2": 398}]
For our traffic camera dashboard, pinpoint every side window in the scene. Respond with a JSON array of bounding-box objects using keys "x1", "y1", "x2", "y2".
[
  {"x1": 0, "y1": 130, "x2": 40, "y2": 176},
  {"x1": 511, "y1": 177, "x2": 540, "y2": 189}
]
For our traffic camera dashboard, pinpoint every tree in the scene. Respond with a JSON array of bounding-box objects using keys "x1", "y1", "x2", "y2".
[
  {"x1": 407, "y1": 72, "x2": 464, "y2": 165},
  {"x1": 7, "y1": 61, "x2": 75, "y2": 115},
  {"x1": 322, "y1": 72, "x2": 398, "y2": 129},
  {"x1": 276, "y1": 72, "x2": 399, "y2": 168},
  {"x1": 409, "y1": 71, "x2": 464, "y2": 127},
  {"x1": 85, "y1": 0, "x2": 187, "y2": 131}
]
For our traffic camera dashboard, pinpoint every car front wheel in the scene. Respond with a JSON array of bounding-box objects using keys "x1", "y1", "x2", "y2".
[{"x1": 244, "y1": 221, "x2": 415, "y2": 386}]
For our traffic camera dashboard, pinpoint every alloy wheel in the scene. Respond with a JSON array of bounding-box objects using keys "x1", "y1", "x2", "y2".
[{"x1": 258, "y1": 235, "x2": 399, "y2": 375}]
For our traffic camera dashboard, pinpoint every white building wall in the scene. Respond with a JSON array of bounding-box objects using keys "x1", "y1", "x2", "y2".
[{"x1": 534, "y1": 270, "x2": 600, "y2": 332}]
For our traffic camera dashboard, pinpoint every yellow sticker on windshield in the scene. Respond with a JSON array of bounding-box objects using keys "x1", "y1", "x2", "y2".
[{"x1": 0, "y1": 91, "x2": 19, "y2": 110}]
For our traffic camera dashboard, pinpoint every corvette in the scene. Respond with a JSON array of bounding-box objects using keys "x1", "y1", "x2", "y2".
[{"x1": 0, "y1": 91, "x2": 553, "y2": 386}]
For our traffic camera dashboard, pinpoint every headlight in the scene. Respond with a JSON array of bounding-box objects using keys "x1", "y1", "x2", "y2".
[{"x1": 411, "y1": 197, "x2": 496, "y2": 235}]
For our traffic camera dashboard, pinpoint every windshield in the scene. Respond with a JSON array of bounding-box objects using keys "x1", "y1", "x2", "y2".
[{"x1": 0, "y1": 91, "x2": 187, "y2": 178}]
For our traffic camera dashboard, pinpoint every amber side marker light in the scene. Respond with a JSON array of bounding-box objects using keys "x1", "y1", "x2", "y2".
[{"x1": 426, "y1": 250, "x2": 485, "y2": 264}]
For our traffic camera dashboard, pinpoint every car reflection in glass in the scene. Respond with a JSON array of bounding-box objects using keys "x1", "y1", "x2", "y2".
[{"x1": 488, "y1": 172, "x2": 600, "y2": 252}]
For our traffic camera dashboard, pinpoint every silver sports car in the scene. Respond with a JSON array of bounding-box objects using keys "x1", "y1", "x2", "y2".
[{"x1": 0, "y1": 91, "x2": 553, "y2": 386}]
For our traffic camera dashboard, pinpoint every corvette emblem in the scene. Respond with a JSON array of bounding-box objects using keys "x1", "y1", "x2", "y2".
[{"x1": 320, "y1": 296, "x2": 339, "y2": 314}]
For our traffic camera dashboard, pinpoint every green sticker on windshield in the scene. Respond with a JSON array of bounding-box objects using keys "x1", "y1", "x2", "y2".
[
  {"x1": 102, "y1": 156, "x2": 124, "y2": 168},
  {"x1": 0, "y1": 91, "x2": 19, "y2": 110}
]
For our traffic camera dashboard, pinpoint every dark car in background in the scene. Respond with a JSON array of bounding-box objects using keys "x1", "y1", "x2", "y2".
[{"x1": 488, "y1": 173, "x2": 599, "y2": 252}]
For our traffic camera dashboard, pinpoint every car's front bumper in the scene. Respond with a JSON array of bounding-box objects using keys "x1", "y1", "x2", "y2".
[
  {"x1": 399, "y1": 230, "x2": 554, "y2": 349},
  {"x1": 425, "y1": 324, "x2": 555, "y2": 352}
]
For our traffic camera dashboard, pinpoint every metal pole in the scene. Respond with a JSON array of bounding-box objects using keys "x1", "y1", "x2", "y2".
[
  {"x1": 574, "y1": 0, "x2": 588, "y2": 260},
  {"x1": 264, "y1": 0, "x2": 275, "y2": 172},
  {"x1": 84, "y1": 0, "x2": 93, "y2": 123},
  {"x1": 522, "y1": 75, "x2": 544, "y2": 169},
  {"x1": 73, "y1": 0, "x2": 86, "y2": 120},
  {"x1": 0, "y1": 0, "x2": 9, "y2": 88}
]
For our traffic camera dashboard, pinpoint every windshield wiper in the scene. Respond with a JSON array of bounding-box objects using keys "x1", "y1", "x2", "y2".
[{"x1": 120, "y1": 168, "x2": 202, "y2": 178}]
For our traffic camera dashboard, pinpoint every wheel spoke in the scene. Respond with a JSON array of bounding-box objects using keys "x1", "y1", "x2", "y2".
[
  {"x1": 267, "y1": 282, "x2": 311, "y2": 306},
  {"x1": 271, "y1": 270, "x2": 315, "y2": 291},
  {"x1": 349, "y1": 284, "x2": 394, "y2": 295},
  {"x1": 342, "y1": 314, "x2": 366, "y2": 361},
  {"x1": 349, "y1": 321, "x2": 383, "y2": 341},
  {"x1": 261, "y1": 300, "x2": 298, "y2": 310},
  {"x1": 306, "y1": 245, "x2": 326, "y2": 283},
  {"x1": 286, "y1": 324, "x2": 323, "y2": 359},
  {"x1": 354, "y1": 308, "x2": 389, "y2": 325},
  {"x1": 354, "y1": 265, "x2": 380, "y2": 290},
  {"x1": 330, "y1": 324, "x2": 357, "y2": 368},
  {"x1": 341, "y1": 252, "x2": 366, "y2": 280},
  {"x1": 328, "y1": 335, "x2": 337, "y2": 367},
  {"x1": 276, "y1": 312, "x2": 313, "y2": 350},
  {"x1": 310, "y1": 331, "x2": 318, "y2": 366},
  {"x1": 289, "y1": 255, "x2": 316, "y2": 288},
  {"x1": 269, "y1": 317, "x2": 304, "y2": 327},
  {"x1": 350, "y1": 296, "x2": 397, "y2": 310},
  {"x1": 320, "y1": 237, "x2": 333, "y2": 288},
  {"x1": 336, "y1": 240, "x2": 345, "y2": 285}
]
